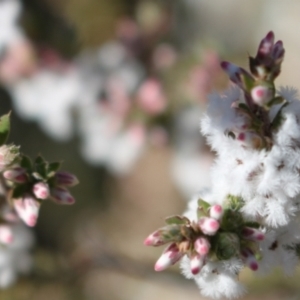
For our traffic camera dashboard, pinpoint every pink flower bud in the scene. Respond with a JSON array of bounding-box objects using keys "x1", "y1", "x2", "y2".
[
  {"x1": 190, "y1": 253, "x2": 205, "y2": 275},
  {"x1": 257, "y1": 31, "x2": 274, "y2": 59},
  {"x1": 241, "y1": 227, "x2": 264, "y2": 241},
  {"x1": 33, "y1": 182, "x2": 50, "y2": 199},
  {"x1": 272, "y1": 40, "x2": 284, "y2": 61},
  {"x1": 198, "y1": 217, "x2": 220, "y2": 235},
  {"x1": 3, "y1": 167, "x2": 27, "y2": 183},
  {"x1": 251, "y1": 86, "x2": 272, "y2": 105},
  {"x1": 14, "y1": 195, "x2": 40, "y2": 227},
  {"x1": 55, "y1": 171, "x2": 79, "y2": 187},
  {"x1": 50, "y1": 187, "x2": 75, "y2": 205},
  {"x1": 220, "y1": 61, "x2": 241, "y2": 84},
  {"x1": 154, "y1": 243, "x2": 183, "y2": 272},
  {"x1": 194, "y1": 237, "x2": 210, "y2": 255},
  {"x1": 144, "y1": 230, "x2": 165, "y2": 247},
  {"x1": 209, "y1": 204, "x2": 223, "y2": 220},
  {"x1": 241, "y1": 248, "x2": 259, "y2": 271},
  {"x1": 0, "y1": 225, "x2": 13, "y2": 244}
]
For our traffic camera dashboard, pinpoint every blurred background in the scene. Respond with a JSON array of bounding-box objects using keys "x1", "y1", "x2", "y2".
[{"x1": 1, "y1": 0, "x2": 300, "y2": 299}]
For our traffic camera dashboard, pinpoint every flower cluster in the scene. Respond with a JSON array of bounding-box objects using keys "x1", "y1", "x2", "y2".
[
  {"x1": 145, "y1": 31, "x2": 300, "y2": 299},
  {"x1": 0, "y1": 112, "x2": 77, "y2": 287}
]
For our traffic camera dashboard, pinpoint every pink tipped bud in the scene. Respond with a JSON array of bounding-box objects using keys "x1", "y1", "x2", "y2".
[
  {"x1": 0, "y1": 225, "x2": 13, "y2": 244},
  {"x1": 3, "y1": 167, "x2": 27, "y2": 183},
  {"x1": 50, "y1": 187, "x2": 75, "y2": 205},
  {"x1": 251, "y1": 86, "x2": 272, "y2": 105},
  {"x1": 33, "y1": 182, "x2": 50, "y2": 200},
  {"x1": 241, "y1": 248, "x2": 259, "y2": 271},
  {"x1": 209, "y1": 204, "x2": 223, "y2": 220},
  {"x1": 220, "y1": 61, "x2": 241, "y2": 84},
  {"x1": 257, "y1": 31, "x2": 274, "y2": 59},
  {"x1": 144, "y1": 230, "x2": 164, "y2": 247},
  {"x1": 272, "y1": 40, "x2": 284, "y2": 61},
  {"x1": 198, "y1": 217, "x2": 220, "y2": 235},
  {"x1": 14, "y1": 195, "x2": 40, "y2": 227},
  {"x1": 241, "y1": 227, "x2": 264, "y2": 241},
  {"x1": 154, "y1": 243, "x2": 183, "y2": 272},
  {"x1": 190, "y1": 253, "x2": 205, "y2": 275},
  {"x1": 194, "y1": 237, "x2": 210, "y2": 256},
  {"x1": 55, "y1": 171, "x2": 79, "y2": 187}
]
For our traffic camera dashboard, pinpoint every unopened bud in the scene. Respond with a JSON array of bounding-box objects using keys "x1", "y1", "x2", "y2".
[
  {"x1": 194, "y1": 237, "x2": 210, "y2": 255},
  {"x1": 154, "y1": 243, "x2": 183, "y2": 272},
  {"x1": 209, "y1": 204, "x2": 223, "y2": 220},
  {"x1": 55, "y1": 171, "x2": 79, "y2": 187},
  {"x1": 190, "y1": 253, "x2": 205, "y2": 275},
  {"x1": 0, "y1": 225, "x2": 13, "y2": 244},
  {"x1": 3, "y1": 167, "x2": 27, "y2": 183},
  {"x1": 198, "y1": 217, "x2": 219, "y2": 235},
  {"x1": 50, "y1": 187, "x2": 75, "y2": 205},
  {"x1": 33, "y1": 182, "x2": 50, "y2": 199},
  {"x1": 272, "y1": 40, "x2": 284, "y2": 61},
  {"x1": 14, "y1": 195, "x2": 40, "y2": 227},
  {"x1": 257, "y1": 31, "x2": 274, "y2": 59},
  {"x1": 241, "y1": 227, "x2": 264, "y2": 241},
  {"x1": 144, "y1": 230, "x2": 165, "y2": 247},
  {"x1": 241, "y1": 248, "x2": 259, "y2": 271},
  {"x1": 251, "y1": 85, "x2": 272, "y2": 105}
]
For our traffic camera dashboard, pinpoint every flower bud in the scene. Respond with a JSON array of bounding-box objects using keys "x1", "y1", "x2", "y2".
[
  {"x1": 251, "y1": 85, "x2": 272, "y2": 105},
  {"x1": 14, "y1": 195, "x2": 40, "y2": 227},
  {"x1": 144, "y1": 230, "x2": 165, "y2": 247},
  {"x1": 50, "y1": 187, "x2": 75, "y2": 205},
  {"x1": 256, "y1": 31, "x2": 274, "y2": 59},
  {"x1": 198, "y1": 217, "x2": 219, "y2": 235},
  {"x1": 154, "y1": 243, "x2": 183, "y2": 272},
  {"x1": 241, "y1": 227, "x2": 264, "y2": 241},
  {"x1": 144, "y1": 225, "x2": 182, "y2": 246},
  {"x1": 241, "y1": 248, "x2": 259, "y2": 271},
  {"x1": 0, "y1": 225, "x2": 13, "y2": 244},
  {"x1": 33, "y1": 182, "x2": 50, "y2": 199},
  {"x1": 54, "y1": 171, "x2": 79, "y2": 187},
  {"x1": 3, "y1": 167, "x2": 27, "y2": 183},
  {"x1": 209, "y1": 204, "x2": 223, "y2": 220},
  {"x1": 190, "y1": 253, "x2": 205, "y2": 275},
  {"x1": 194, "y1": 237, "x2": 210, "y2": 256}
]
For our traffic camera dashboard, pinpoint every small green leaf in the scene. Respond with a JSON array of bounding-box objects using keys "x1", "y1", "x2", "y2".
[
  {"x1": 270, "y1": 101, "x2": 288, "y2": 131},
  {"x1": 197, "y1": 199, "x2": 210, "y2": 219},
  {"x1": 243, "y1": 221, "x2": 260, "y2": 229},
  {"x1": 12, "y1": 184, "x2": 28, "y2": 199},
  {"x1": 165, "y1": 215, "x2": 189, "y2": 225},
  {"x1": 48, "y1": 161, "x2": 61, "y2": 172},
  {"x1": 20, "y1": 155, "x2": 32, "y2": 170},
  {"x1": 0, "y1": 112, "x2": 11, "y2": 146},
  {"x1": 266, "y1": 96, "x2": 284, "y2": 107}
]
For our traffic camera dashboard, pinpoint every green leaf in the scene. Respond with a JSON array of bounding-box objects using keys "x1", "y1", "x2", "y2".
[
  {"x1": 266, "y1": 96, "x2": 284, "y2": 108},
  {"x1": 47, "y1": 161, "x2": 62, "y2": 178},
  {"x1": 12, "y1": 184, "x2": 28, "y2": 199},
  {"x1": 197, "y1": 199, "x2": 210, "y2": 219},
  {"x1": 240, "y1": 72, "x2": 255, "y2": 92},
  {"x1": 0, "y1": 112, "x2": 11, "y2": 146},
  {"x1": 165, "y1": 215, "x2": 189, "y2": 225},
  {"x1": 20, "y1": 155, "x2": 32, "y2": 171},
  {"x1": 34, "y1": 155, "x2": 47, "y2": 178},
  {"x1": 270, "y1": 101, "x2": 288, "y2": 131},
  {"x1": 243, "y1": 221, "x2": 260, "y2": 229}
]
